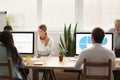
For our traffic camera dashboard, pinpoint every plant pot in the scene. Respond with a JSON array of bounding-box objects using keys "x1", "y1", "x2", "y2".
[{"x1": 59, "y1": 55, "x2": 63, "y2": 61}]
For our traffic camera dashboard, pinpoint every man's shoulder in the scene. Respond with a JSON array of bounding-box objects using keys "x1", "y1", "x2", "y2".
[
  {"x1": 108, "y1": 28, "x2": 115, "y2": 32},
  {"x1": 102, "y1": 47, "x2": 114, "y2": 55},
  {"x1": 80, "y1": 47, "x2": 93, "y2": 54}
]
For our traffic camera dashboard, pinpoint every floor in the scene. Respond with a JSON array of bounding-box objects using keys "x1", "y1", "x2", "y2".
[
  {"x1": 55, "y1": 69, "x2": 79, "y2": 80},
  {"x1": 27, "y1": 69, "x2": 80, "y2": 80}
]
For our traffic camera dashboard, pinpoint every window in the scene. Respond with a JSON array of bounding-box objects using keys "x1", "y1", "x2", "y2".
[
  {"x1": 83, "y1": 0, "x2": 120, "y2": 31},
  {"x1": 42, "y1": 0, "x2": 75, "y2": 32},
  {"x1": 0, "y1": 0, "x2": 37, "y2": 31},
  {"x1": 1, "y1": 0, "x2": 120, "y2": 32}
]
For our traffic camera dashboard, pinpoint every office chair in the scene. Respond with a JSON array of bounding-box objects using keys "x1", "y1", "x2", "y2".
[
  {"x1": 82, "y1": 59, "x2": 111, "y2": 80},
  {"x1": 0, "y1": 58, "x2": 13, "y2": 80}
]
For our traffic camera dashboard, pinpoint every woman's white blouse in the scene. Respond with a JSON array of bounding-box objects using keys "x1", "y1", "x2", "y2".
[{"x1": 37, "y1": 36, "x2": 54, "y2": 56}]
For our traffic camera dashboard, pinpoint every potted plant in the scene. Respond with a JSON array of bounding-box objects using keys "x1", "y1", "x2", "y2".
[
  {"x1": 58, "y1": 49, "x2": 66, "y2": 61},
  {"x1": 59, "y1": 23, "x2": 77, "y2": 57}
]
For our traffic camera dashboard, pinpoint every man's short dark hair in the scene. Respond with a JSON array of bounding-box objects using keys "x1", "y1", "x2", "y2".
[
  {"x1": 92, "y1": 27, "x2": 105, "y2": 43},
  {"x1": 4, "y1": 25, "x2": 13, "y2": 31}
]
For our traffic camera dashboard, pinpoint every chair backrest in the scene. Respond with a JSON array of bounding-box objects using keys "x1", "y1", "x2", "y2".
[
  {"x1": 0, "y1": 58, "x2": 13, "y2": 80},
  {"x1": 82, "y1": 59, "x2": 111, "y2": 80}
]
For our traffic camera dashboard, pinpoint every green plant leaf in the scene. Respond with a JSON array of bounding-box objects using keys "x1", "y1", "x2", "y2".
[
  {"x1": 59, "y1": 23, "x2": 77, "y2": 57},
  {"x1": 67, "y1": 24, "x2": 71, "y2": 54},
  {"x1": 64, "y1": 24, "x2": 67, "y2": 49},
  {"x1": 73, "y1": 23, "x2": 78, "y2": 38},
  {"x1": 60, "y1": 35, "x2": 65, "y2": 49},
  {"x1": 58, "y1": 43, "x2": 62, "y2": 49},
  {"x1": 6, "y1": 17, "x2": 11, "y2": 25}
]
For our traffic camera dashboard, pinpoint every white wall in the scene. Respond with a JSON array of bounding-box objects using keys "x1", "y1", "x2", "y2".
[
  {"x1": 0, "y1": 11, "x2": 6, "y2": 31},
  {"x1": 48, "y1": 32, "x2": 64, "y2": 56}
]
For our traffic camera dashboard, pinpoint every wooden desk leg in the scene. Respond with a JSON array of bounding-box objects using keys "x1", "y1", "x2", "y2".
[
  {"x1": 32, "y1": 69, "x2": 39, "y2": 80},
  {"x1": 48, "y1": 70, "x2": 53, "y2": 80},
  {"x1": 77, "y1": 71, "x2": 81, "y2": 80},
  {"x1": 42, "y1": 70, "x2": 48, "y2": 80},
  {"x1": 51, "y1": 69, "x2": 56, "y2": 80},
  {"x1": 49, "y1": 69, "x2": 56, "y2": 80}
]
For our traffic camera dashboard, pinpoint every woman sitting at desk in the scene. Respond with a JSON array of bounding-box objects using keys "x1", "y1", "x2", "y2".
[
  {"x1": 33, "y1": 24, "x2": 55, "y2": 80},
  {"x1": 37, "y1": 24, "x2": 54, "y2": 57},
  {"x1": 0, "y1": 31, "x2": 25, "y2": 80}
]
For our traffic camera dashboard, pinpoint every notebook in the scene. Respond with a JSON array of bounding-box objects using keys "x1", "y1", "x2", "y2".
[{"x1": 34, "y1": 61, "x2": 43, "y2": 65}]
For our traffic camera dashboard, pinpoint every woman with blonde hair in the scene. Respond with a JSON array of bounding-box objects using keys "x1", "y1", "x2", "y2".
[
  {"x1": 37, "y1": 24, "x2": 54, "y2": 57},
  {"x1": 33, "y1": 24, "x2": 55, "y2": 80}
]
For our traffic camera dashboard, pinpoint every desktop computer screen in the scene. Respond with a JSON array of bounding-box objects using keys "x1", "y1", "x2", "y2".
[
  {"x1": 12, "y1": 32, "x2": 34, "y2": 54},
  {"x1": 75, "y1": 32, "x2": 113, "y2": 55}
]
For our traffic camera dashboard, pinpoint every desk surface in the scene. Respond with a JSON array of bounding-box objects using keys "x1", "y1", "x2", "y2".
[
  {"x1": 115, "y1": 58, "x2": 120, "y2": 70},
  {"x1": 25, "y1": 57, "x2": 120, "y2": 70},
  {"x1": 25, "y1": 57, "x2": 77, "y2": 69}
]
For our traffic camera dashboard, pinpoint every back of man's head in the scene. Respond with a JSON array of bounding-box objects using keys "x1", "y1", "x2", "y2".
[
  {"x1": 3, "y1": 25, "x2": 13, "y2": 32},
  {"x1": 92, "y1": 27, "x2": 105, "y2": 43}
]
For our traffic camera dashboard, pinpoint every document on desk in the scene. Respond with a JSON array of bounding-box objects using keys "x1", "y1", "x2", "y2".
[
  {"x1": 34, "y1": 61, "x2": 44, "y2": 65},
  {"x1": 116, "y1": 58, "x2": 120, "y2": 60},
  {"x1": 69, "y1": 58, "x2": 78, "y2": 61}
]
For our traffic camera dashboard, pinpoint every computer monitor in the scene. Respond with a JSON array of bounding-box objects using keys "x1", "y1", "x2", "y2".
[
  {"x1": 12, "y1": 32, "x2": 34, "y2": 54},
  {"x1": 75, "y1": 32, "x2": 113, "y2": 55}
]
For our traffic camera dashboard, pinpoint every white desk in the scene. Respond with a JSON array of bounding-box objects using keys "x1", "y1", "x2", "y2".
[
  {"x1": 25, "y1": 57, "x2": 120, "y2": 80},
  {"x1": 25, "y1": 57, "x2": 76, "y2": 69},
  {"x1": 115, "y1": 58, "x2": 120, "y2": 70},
  {"x1": 25, "y1": 57, "x2": 77, "y2": 80}
]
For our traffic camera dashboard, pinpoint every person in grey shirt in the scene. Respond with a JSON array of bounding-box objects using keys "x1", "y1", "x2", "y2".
[
  {"x1": 108, "y1": 19, "x2": 120, "y2": 80},
  {"x1": 108, "y1": 19, "x2": 120, "y2": 57}
]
